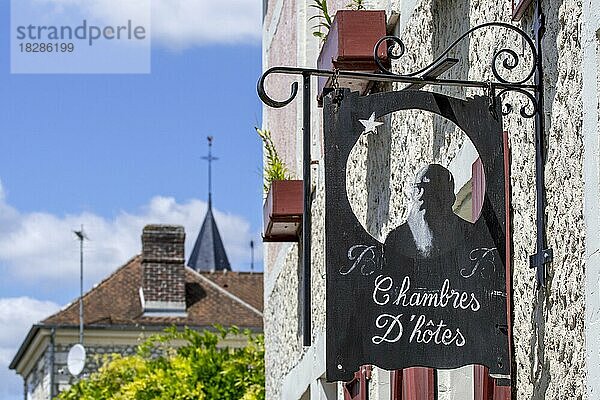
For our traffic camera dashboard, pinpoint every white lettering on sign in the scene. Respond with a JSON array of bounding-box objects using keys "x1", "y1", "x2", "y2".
[
  {"x1": 340, "y1": 245, "x2": 378, "y2": 276},
  {"x1": 370, "y1": 276, "x2": 479, "y2": 348},
  {"x1": 460, "y1": 247, "x2": 497, "y2": 278},
  {"x1": 373, "y1": 275, "x2": 393, "y2": 305},
  {"x1": 348, "y1": 244, "x2": 501, "y2": 350},
  {"x1": 372, "y1": 314, "x2": 404, "y2": 344},
  {"x1": 371, "y1": 313, "x2": 465, "y2": 347},
  {"x1": 372, "y1": 275, "x2": 481, "y2": 312},
  {"x1": 408, "y1": 315, "x2": 465, "y2": 347}
]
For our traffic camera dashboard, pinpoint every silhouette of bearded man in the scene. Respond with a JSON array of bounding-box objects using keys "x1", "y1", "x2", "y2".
[{"x1": 384, "y1": 164, "x2": 473, "y2": 259}]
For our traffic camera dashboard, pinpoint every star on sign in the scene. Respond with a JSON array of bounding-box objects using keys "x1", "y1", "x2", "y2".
[{"x1": 359, "y1": 112, "x2": 383, "y2": 135}]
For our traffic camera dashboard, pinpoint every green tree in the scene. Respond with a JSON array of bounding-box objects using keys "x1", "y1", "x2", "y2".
[{"x1": 58, "y1": 326, "x2": 265, "y2": 400}]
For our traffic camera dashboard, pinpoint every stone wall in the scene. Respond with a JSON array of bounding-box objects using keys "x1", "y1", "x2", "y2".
[
  {"x1": 25, "y1": 349, "x2": 51, "y2": 400},
  {"x1": 24, "y1": 343, "x2": 139, "y2": 398},
  {"x1": 369, "y1": 1, "x2": 585, "y2": 398},
  {"x1": 53, "y1": 344, "x2": 138, "y2": 394},
  {"x1": 528, "y1": 0, "x2": 585, "y2": 397},
  {"x1": 264, "y1": 246, "x2": 303, "y2": 399},
  {"x1": 263, "y1": 0, "x2": 587, "y2": 398},
  {"x1": 388, "y1": 1, "x2": 585, "y2": 398}
]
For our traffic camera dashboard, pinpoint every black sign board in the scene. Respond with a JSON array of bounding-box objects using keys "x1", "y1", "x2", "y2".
[{"x1": 324, "y1": 89, "x2": 510, "y2": 382}]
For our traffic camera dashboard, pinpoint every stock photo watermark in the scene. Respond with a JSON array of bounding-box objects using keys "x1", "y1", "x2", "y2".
[{"x1": 11, "y1": 0, "x2": 151, "y2": 74}]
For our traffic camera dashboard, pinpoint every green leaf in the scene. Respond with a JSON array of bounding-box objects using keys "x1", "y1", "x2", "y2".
[
  {"x1": 58, "y1": 327, "x2": 265, "y2": 400},
  {"x1": 254, "y1": 127, "x2": 291, "y2": 191},
  {"x1": 309, "y1": 0, "x2": 331, "y2": 39}
]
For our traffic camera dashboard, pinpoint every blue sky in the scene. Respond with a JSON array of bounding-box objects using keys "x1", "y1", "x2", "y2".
[
  {"x1": 1, "y1": 46, "x2": 263, "y2": 222},
  {"x1": 0, "y1": 0, "x2": 265, "y2": 398}
]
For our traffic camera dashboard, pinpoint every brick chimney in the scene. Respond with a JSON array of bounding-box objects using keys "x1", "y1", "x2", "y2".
[{"x1": 140, "y1": 225, "x2": 187, "y2": 316}]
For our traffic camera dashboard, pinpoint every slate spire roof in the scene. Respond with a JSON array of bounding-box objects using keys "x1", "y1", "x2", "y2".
[
  {"x1": 188, "y1": 201, "x2": 231, "y2": 272},
  {"x1": 188, "y1": 137, "x2": 232, "y2": 272}
]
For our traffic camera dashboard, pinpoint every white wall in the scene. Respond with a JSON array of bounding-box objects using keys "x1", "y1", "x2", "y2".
[{"x1": 583, "y1": 0, "x2": 600, "y2": 397}]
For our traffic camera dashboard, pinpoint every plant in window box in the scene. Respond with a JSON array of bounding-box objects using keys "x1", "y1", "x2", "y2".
[
  {"x1": 312, "y1": 0, "x2": 389, "y2": 105},
  {"x1": 256, "y1": 128, "x2": 303, "y2": 242}
]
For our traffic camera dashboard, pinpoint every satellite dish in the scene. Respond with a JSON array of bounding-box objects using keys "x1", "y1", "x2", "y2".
[{"x1": 67, "y1": 344, "x2": 86, "y2": 376}]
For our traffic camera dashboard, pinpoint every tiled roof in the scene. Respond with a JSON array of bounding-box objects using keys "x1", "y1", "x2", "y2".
[
  {"x1": 42, "y1": 256, "x2": 263, "y2": 329},
  {"x1": 200, "y1": 272, "x2": 263, "y2": 312}
]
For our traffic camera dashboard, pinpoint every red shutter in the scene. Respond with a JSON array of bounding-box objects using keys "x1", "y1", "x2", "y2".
[
  {"x1": 391, "y1": 369, "x2": 403, "y2": 399},
  {"x1": 344, "y1": 366, "x2": 372, "y2": 400},
  {"x1": 402, "y1": 368, "x2": 435, "y2": 400},
  {"x1": 474, "y1": 366, "x2": 492, "y2": 399},
  {"x1": 390, "y1": 368, "x2": 435, "y2": 400},
  {"x1": 474, "y1": 366, "x2": 511, "y2": 400}
]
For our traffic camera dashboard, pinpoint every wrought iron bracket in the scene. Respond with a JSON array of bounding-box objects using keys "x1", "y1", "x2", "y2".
[
  {"x1": 530, "y1": 248, "x2": 553, "y2": 269},
  {"x1": 257, "y1": 2, "x2": 551, "y2": 346},
  {"x1": 258, "y1": 67, "x2": 538, "y2": 113}
]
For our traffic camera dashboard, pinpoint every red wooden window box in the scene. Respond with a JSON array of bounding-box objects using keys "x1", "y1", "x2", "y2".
[
  {"x1": 263, "y1": 180, "x2": 303, "y2": 242},
  {"x1": 317, "y1": 10, "x2": 388, "y2": 105}
]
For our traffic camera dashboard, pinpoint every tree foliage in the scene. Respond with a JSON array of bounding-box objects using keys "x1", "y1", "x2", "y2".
[{"x1": 58, "y1": 326, "x2": 265, "y2": 400}]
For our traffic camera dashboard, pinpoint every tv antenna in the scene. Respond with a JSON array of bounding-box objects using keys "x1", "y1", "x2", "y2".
[
  {"x1": 68, "y1": 225, "x2": 88, "y2": 377},
  {"x1": 73, "y1": 225, "x2": 88, "y2": 344}
]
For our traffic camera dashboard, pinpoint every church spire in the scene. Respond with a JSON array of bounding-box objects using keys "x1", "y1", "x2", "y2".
[{"x1": 188, "y1": 137, "x2": 231, "y2": 272}]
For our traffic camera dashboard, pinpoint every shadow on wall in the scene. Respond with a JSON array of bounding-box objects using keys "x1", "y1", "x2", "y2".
[
  {"x1": 363, "y1": 0, "x2": 472, "y2": 237},
  {"x1": 431, "y1": 0, "x2": 471, "y2": 160},
  {"x1": 365, "y1": 110, "x2": 392, "y2": 239}
]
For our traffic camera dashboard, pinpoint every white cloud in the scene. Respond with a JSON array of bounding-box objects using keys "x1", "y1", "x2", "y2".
[
  {"x1": 0, "y1": 297, "x2": 60, "y2": 349},
  {"x1": 0, "y1": 186, "x2": 263, "y2": 286},
  {"x1": 29, "y1": 0, "x2": 261, "y2": 49},
  {"x1": 0, "y1": 297, "x2": 60, "y2": 400},
  {"x1": 151, "y1": 0, "x2": 261, "y2": 48},
  {"x1": 0, "y1": 182, "x2": 263, "y2": 400}
]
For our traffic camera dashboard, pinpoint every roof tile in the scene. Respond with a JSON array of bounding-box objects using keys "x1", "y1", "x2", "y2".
[{"x1": 43, "y1": 256, "x2": 263, "y2": 329}]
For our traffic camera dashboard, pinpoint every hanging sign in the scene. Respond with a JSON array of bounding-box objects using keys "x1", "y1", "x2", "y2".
[{"x1": 324, "y1": 89, "x2": 510, "y2": 382}]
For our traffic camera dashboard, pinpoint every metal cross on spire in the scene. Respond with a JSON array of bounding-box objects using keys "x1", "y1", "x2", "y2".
[{"x1": 201, "y1": 136, "x2": 218, "y2": 208}]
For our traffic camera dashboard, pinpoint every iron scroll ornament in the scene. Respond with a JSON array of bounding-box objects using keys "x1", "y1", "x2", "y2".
[
  {"x1": 258, "y1": 24, "x2": 540, "y2": 119},
  {"x1": 371, "y1": 22, "x2": 541, "y2": 119},
  {"x1": 373, "y1": 22, "x2": 537, "y2": 85},
  {"x1": 257, "y1": 67, "x2": 538, "y2": 119}
]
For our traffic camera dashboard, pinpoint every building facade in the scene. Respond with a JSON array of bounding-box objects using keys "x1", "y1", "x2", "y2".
[
  {"x1": 10, "y1": 223, "x2": 263, "y2": 399},
  {"x1": 261, "y1": 0, "x2": 598, "y2": 399}
]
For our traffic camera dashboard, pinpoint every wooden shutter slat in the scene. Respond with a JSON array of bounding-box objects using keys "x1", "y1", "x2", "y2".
[{"x1": 402, "y1": 368, "x2": 435, "y2": 400}]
